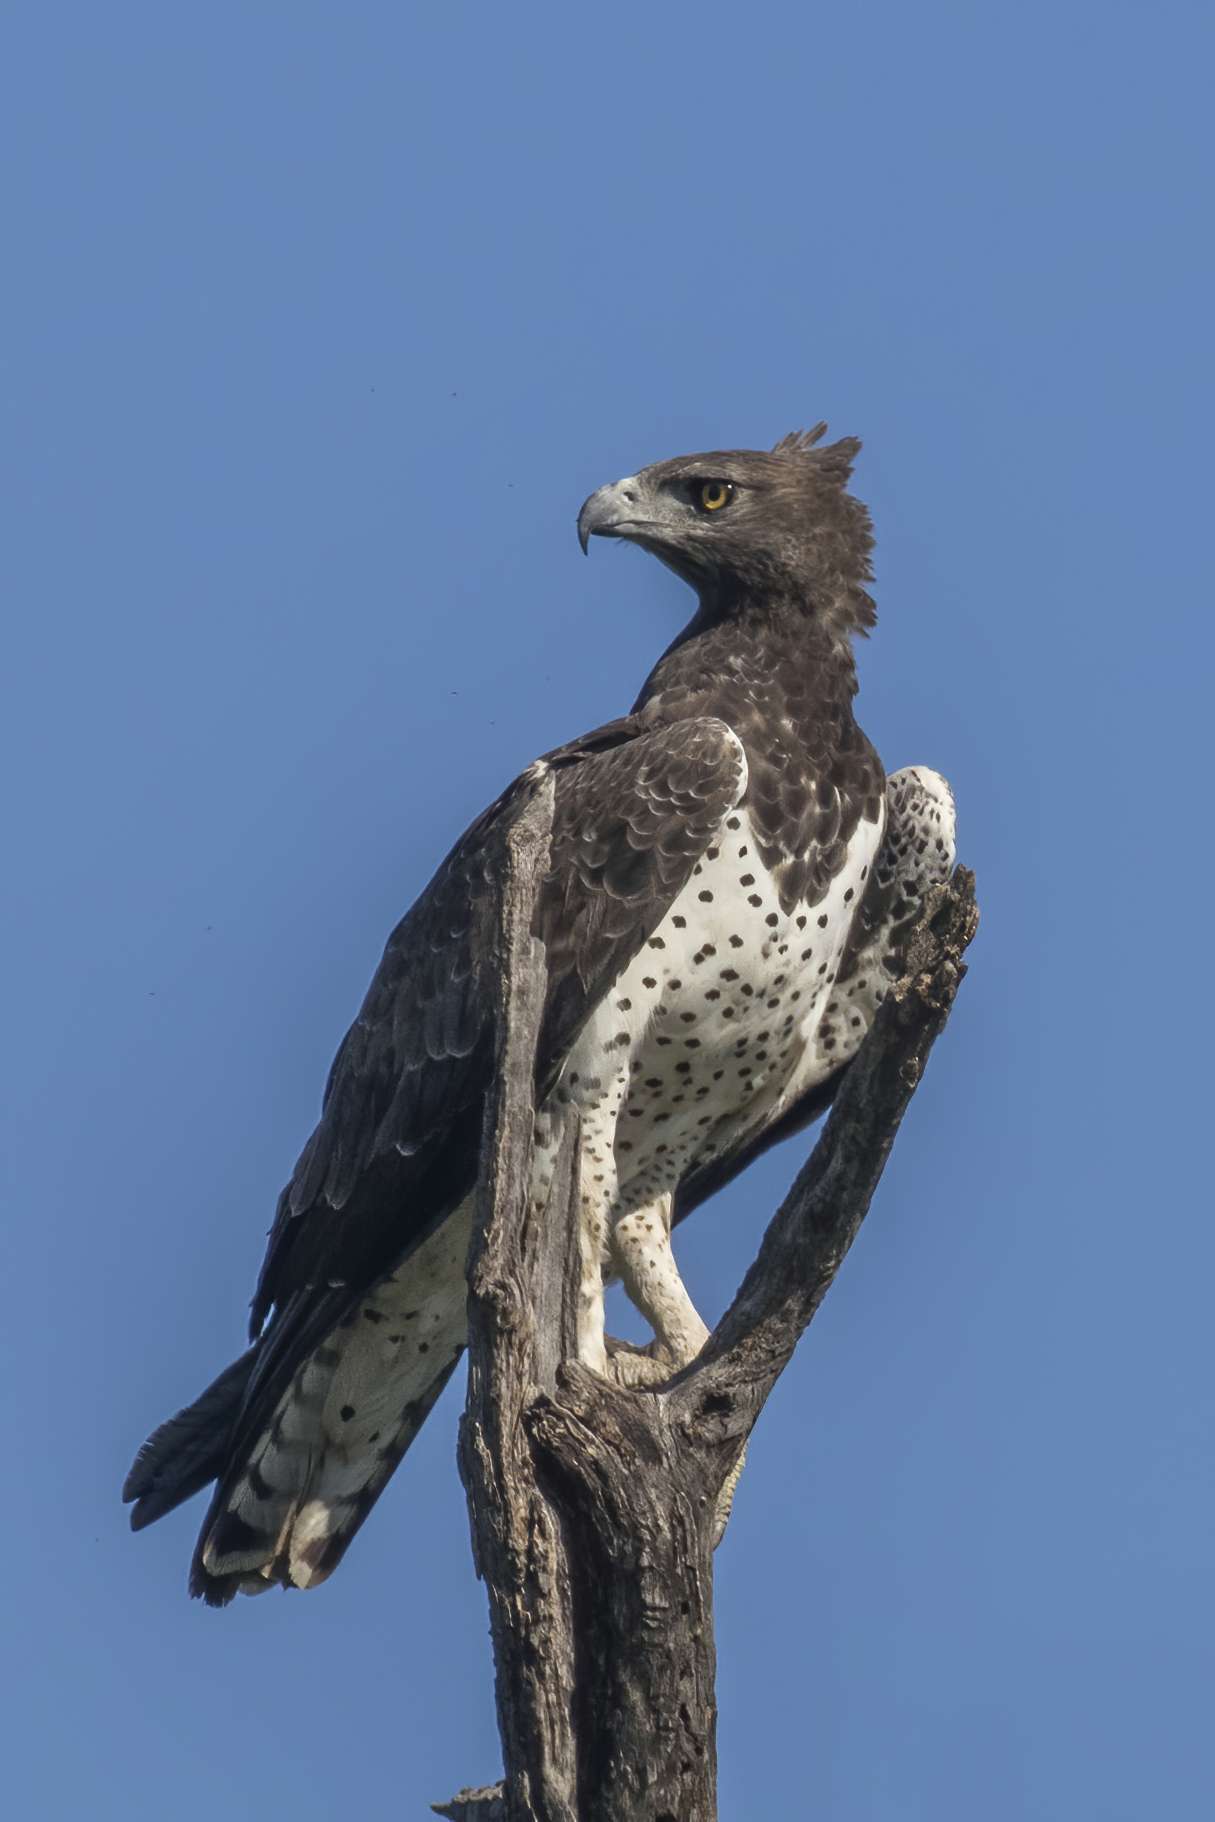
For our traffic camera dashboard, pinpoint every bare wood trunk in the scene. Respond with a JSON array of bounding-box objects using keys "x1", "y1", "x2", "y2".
[
  {"x1": 442, "y1": 768, "x2": 978, "y2": 1821},
  {"x1": 527, "y1": 1370, "x2": 719, "y2": 1821},
  {"x1": 455, "y1": 768, "x2": 580, "y2": 1822}
]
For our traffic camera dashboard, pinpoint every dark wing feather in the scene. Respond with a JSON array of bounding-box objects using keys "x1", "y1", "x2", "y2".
[
  {"x1": 538, "y1": 716, "x2": 747, "y2": 1061},
  {"x1": 221, "y1": 715, "x2": 745, "y2": 1466}
]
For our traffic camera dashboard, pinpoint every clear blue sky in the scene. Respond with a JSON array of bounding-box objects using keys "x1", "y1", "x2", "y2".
[{"x1": 5, "y1": 4, "x2": 1213, "y2": 1816}]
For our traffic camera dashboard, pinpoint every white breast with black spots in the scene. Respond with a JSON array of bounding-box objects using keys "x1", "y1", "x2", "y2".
[{"x1": 556, "y1": 800, "x2": 886, "y2": 1222}]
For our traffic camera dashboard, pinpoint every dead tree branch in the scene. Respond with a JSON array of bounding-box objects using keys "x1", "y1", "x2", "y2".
[{"x1": 443, "y1": 768, "x2": 978, "y2": 1822}]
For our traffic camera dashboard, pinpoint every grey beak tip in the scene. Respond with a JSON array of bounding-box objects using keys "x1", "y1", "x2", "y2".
[{"x1": 577, "y1": 496, "x2": 599, "y2": 555}]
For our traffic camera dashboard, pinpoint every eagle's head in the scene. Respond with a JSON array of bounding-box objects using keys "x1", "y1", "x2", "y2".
[{"x1": 578, "y1": 425, "x2": 876, "y2": 637}]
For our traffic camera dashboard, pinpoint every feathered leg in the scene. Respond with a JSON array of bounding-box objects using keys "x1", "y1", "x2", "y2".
[
  {"x1": 610, "y1": 1195, "x2": 744, "y2": 1544},
  {"x1": 612, "y1": 1195, "x2": 709, "y2": 1367}
]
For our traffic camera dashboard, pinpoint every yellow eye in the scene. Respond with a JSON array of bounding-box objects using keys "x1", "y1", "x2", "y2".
[{"x1": 698, "y1": 479, "x2": 733, "y2": 512}]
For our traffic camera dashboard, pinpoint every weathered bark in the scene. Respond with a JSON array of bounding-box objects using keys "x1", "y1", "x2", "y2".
[
  {"x1": 444, "y1": 767, "x2": 978, "y2": 1822},
  {"x1": 455, "y1": 768, "x2": 580, "y2": 1822}
]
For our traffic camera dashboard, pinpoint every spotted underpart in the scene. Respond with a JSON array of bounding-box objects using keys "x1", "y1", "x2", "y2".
[
  {"x1": 548, "y1": 780, "x2": 884, "y2": 1370},
  {"x1": 549, "y1": 764, "x2": 954, "y2": 1373}
]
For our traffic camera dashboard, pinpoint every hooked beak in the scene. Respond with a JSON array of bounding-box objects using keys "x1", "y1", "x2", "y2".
[{"x1": 577, "y1": 476, "x2": 645, "y2": 554}]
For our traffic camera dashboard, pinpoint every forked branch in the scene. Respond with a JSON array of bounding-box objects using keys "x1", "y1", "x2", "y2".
[{"x1": 442, "y1": 769, "x2": 978, "y2": 1822}]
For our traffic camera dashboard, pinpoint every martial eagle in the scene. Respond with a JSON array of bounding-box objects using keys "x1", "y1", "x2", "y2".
[{"x1": 125, "y1": 425, "x2": 955, "y2": 1603}]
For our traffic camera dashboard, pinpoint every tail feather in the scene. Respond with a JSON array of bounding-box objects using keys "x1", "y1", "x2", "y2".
[
  {"x1": 123, "y1": 1345, "x2": 260, "y2": 1531},
  {"x1": 169, "y1": 1199, "x2": 474, "y2": 1605},
  {"x1": 127, "y1": 1199, "x2": 474, "y2": 1602},
  {"x1": 189, "y1": 1338, "x2": 462, "y2": 1605}
]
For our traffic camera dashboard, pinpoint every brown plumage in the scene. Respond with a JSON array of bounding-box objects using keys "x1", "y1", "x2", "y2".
[{"x1": 124, "y1": 428, "x2": 954, "y2": 1603}]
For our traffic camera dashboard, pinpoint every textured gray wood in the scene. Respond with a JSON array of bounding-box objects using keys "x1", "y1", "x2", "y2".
[
  {"x1": 445, "y1": 777, "x2": 978, "y2": 1821},
  {"x1": 433, "y1": 1787, "x2": 507, "y2": 1822},
  {"x1": 455, "y1": 766, "x2": 580, "y2": 1822}
]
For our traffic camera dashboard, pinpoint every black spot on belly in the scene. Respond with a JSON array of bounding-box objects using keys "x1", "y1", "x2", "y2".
[{"x1": 340, "y1": 1405, "x2": 356, "y2": 1423}]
